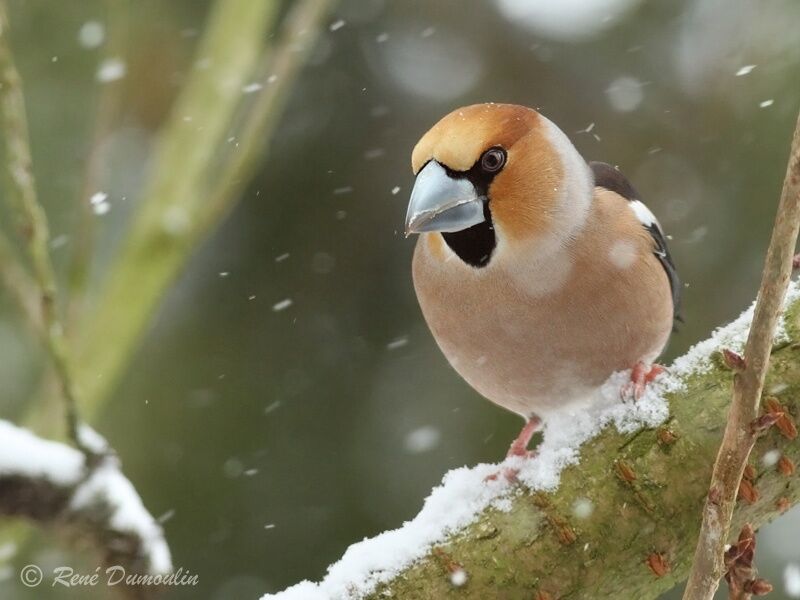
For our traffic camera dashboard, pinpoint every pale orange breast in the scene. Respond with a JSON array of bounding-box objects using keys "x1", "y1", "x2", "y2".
[{"x1": 411, "y1": 192, "x2": 674, "y2": 418}]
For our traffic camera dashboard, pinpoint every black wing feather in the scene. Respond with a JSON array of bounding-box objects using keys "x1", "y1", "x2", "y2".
[{"x1": 589, "y1": 161, "x2": 682, "y2": 324}]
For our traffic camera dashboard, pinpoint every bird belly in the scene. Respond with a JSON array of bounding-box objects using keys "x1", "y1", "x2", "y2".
[{"x1": 412, "y1": 239, "x2": 673, "y2": 418}]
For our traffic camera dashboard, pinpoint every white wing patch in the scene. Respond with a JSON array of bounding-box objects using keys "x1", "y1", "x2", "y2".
[{"x1": 629, "y1": 199, "x2": 661, "y2": 229}]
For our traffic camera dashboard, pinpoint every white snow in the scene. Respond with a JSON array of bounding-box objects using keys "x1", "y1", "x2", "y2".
[
  {"x1": 761, "y1": 449, "x2": 782, "y2": 468},
  {"x1": 272, "y1": 299, "x2": 293, "y2": 312},
  {"x1": 93, "y1": 202, "x2": 111, "y2": 216},
  {"x1": 450, "y1": 568, "x2": 467, "y2": 586},
  {"x1": 89, "y1": 192, "x2": 107, "y2": 206},
  {"x1": 77, "y1": 423, "x2": 110, "y2": 455},
  {"x1": 96, "y1": 57, "x2": 127, "y2": 82},
  {"x1": 262, "y1": 281, "x2": 800, "y2": 600},
  {"x1": 605, "y1": 76, "x2": 644, "y2": 112},
  {"x1": 786, "y1": 563, "x2": 800, "y2": 598},
  {"x1": 572, "y1": 497, "x2": 594, "y2": 519},
  {"x1": 608, "y1": 240, "x2": 637, "y2": 269},
  {"x1": 161, "y1": 206, "x2": 190, "y2": 235},
  {"x1": 669, "y1": 280, "x2": 800, "y2": 380},
  {"x1": 0, "y1": 421, "x2": 84, "y2": 486},
  {"x1": 403, "y1": 426, "x2": 441, "y2": 454},
  {"x1": 495, "y1": 0, "x2": 640, "y2": 42},
  {"x1": 262, "y1": 463, "x2": 510, "y2": 600},
  {"x1": 90, "y1": 191, "x2": 110, "y2": 215},
  {"x1": 0, "y1": 420, "x2": 172, "y2": 576},
  {"x1": 242, "y1": 82, "x2": 264, "y2": 94},
  {"x1": 78, "y1": 21, "x2": 105, "y2": 49},
  {"x1": 364, "y1": 148, "x2": 385, "y2": 160},
  {"x1": 514, "y1": 368, "x2": 670, "y2": 491},
  {"x1": 386, "y1": 336, "x2": 409, "y2": 350},
  {"x1": 71, "y1": 459, "x2": 172, "y2": 575}
]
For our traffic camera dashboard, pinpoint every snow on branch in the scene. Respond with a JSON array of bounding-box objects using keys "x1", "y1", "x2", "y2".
[
  {"x1": 0, "y1": 421, "x2": 172, "y2": 580},
  {"x1": 262, "y1": 283, "x2": 800, "y2": 600}
]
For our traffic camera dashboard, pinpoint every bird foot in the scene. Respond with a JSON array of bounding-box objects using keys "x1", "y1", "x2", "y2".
[
  {"x1": 485, "y1": 466, "x2": 523, "y2": 483},
  {"x1": 621, "y1": 362, "x2": 665, "y2": 401},
  {"x1": 484, "y1": 416, "x2": 541, "y2": 483}
]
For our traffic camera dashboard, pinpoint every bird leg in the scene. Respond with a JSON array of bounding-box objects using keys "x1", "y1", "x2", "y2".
[
  {"x1": 622, "y1": 362, "x2": 665, "y2": 400},
  {"x1": 485, "y1": 415, "x2": 541, "y2": 483},
  {"x1": 506, "y1": 415, "x2": 542, "y2": 458}
]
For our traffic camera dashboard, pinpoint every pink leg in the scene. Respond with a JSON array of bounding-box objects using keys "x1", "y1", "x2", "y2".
[
  {"x1": 506, "y1": 415, "x2": 542, "y2": 458},
  {"x1": 485, "y1": 415, "x2": 542, "y2": 483},
  {"x1": 623, "y1": 362, "x2": 665, "y2": 400}
]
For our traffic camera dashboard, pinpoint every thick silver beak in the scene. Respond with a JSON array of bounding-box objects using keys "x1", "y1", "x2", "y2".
[{"x1": 404, "y1": 161, "x2": 485, "y2": 236}]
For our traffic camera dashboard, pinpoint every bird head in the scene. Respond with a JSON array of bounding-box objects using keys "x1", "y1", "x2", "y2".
[{"x1": 405, "y1": 103, "x2": 592, "y2": 268}]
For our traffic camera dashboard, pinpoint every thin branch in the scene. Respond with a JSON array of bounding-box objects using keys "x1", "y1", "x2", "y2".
[
  {"x1": 682, "y1": 108, "x2": 800, "y2": 600},
  {"x1": 0, "y1": 2, "x2": 89, "y2": 453},
  {"x1": 0, "y1": 234, "x2": 41, "y2": 335}
]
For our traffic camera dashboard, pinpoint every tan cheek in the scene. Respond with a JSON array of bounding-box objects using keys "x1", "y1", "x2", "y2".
[
  {"x1": 488, "y1": 136, "x2": 562, "y2": 243},
  {"x1": 424, "y1": 233, "x2": 447, "y2": 261}
]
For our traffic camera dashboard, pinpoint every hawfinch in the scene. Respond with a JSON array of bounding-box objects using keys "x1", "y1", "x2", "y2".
[{"x1": 405, "y1": 103, "x2": 679, "y2": 459}]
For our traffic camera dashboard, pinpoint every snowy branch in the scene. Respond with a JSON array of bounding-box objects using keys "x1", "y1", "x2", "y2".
[
  {"x1": 262, "y1": 284, "x2": 800, "y2": 600},
  {"x1": 0, "y1": 421, "x2": 172, "y2": 598}
]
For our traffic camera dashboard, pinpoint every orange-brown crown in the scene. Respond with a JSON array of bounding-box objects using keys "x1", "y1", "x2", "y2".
[{"x1": 412, "y1": 103, "x2": 565, "y2": 243}]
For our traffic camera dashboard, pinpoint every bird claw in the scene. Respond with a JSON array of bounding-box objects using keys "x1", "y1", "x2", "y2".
[
  {"x1": 483, "y1": 455, "x2": 537, "y2": 484},
  {"x1": 621, "y1": 362, "x2": 665, "y2": 401},
  {"x1": 484, "y1": 416, "x2": 541, "y2": 483}
]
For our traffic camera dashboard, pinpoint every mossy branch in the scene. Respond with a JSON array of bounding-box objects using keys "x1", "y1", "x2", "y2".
[{"x1": 342, "y1": 305, "x2": 800, "y2": 600}]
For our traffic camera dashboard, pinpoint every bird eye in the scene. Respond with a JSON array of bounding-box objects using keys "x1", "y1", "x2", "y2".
[{"x1": 480, "y1": 147, "x2": 506, "y2": 173}]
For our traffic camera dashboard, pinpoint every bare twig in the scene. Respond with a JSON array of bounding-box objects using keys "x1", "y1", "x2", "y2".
[
  {"x1": 682, "y1": 109, "x2": 800, "y2": 600},
  {"x1": 0, "y1": 2, "x2": 90, "y2": 453},
  {"x1": 0, "y1": 234, "x2": 41, "y2": 335}
]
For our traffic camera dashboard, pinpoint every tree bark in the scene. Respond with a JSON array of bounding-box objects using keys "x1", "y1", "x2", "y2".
[{"x1": 357, "y1": 303, "x2": 800, "y2": 599}]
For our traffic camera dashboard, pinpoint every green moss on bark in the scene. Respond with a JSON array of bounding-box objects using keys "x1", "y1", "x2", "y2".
[{"x1": 367, "y1": 307, "x2": 800, "y2": 599}]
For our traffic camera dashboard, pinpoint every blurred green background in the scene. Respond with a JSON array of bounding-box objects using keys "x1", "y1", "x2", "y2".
[{"x1": 1, "y1": 0, "x2": 800, "y2": 598}]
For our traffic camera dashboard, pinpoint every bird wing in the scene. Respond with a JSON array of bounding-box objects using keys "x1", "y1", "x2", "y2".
[{"x1": 589, "y1": 161, "x2": 682, "y2": 324}]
